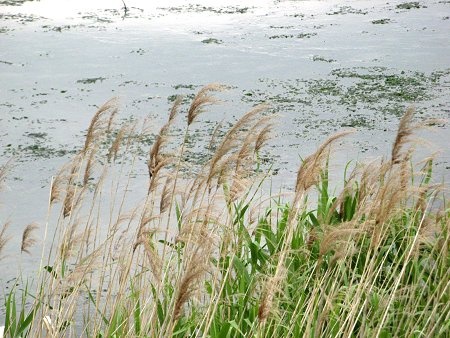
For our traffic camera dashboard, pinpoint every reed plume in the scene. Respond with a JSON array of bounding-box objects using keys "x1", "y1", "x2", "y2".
[
  {"x1": 258, "y1": 266, "x2": 286, "y2": 324},
  {"x1": 176, "y1": 206, "x2": 220, "y2": 245},
  {"x1": 63, "y1": 186, "x2": 75, "y2": 218},
  {"x1": 21, "y1": 223, "x2": 39, "y2": 254},
  {"x1": 83, "y1": 146, "x2": 97, "y2": 186},
  {"x1": 133, "y1": 231, "x2": 162, "y2": 283},
  {"x1": 81, "y1": 99, "x2": 119, "y2": 186},
  {"x1": 229, "y1": 135, "x2": 256, "y2": 200},
  {"x1": 160, "y1": 175, "x2": 174, "y2": 214},
  {"x1": 59, "y1": 219, "x2": 84, "y2": 261},
  {"x1": 0, "y1": 222, "x2": 10, "y2": 259},
  {"x1": 172, "y1": 245, "x2": 212, "y2": 321},
  {"x1": 399, "y1": 148, "x2": 414, "y2": 193},
  {"x1": 172, "y1": 201, "x2": 216, "y2": 325},
  {"x1": 83, "y1": 98, "x2": 118, "y2": 154},
  {"x1": 62, "y1": 155, "x2": 83, "y2": 218},
  {"x1": 136, "y1": 208, "x2": 160, "y2": 240},
  {"x1": 147, "y1": 98, "x2": 181, "y2": 191},
  {"x1": 370, "y1": 110, "x2": 422, "y2": 226},
  {"x1": 50, "y1": 164, "x2": 70, "y2": 204},
  {"x1": 255, "y1": 123, "x2": 273, "y2": 153},
  {"x1": 295, "y1": 130, "x2": 354, "y2": 196},
  {"x1": 107, "y1": 124, "x2": 129, "y2": 162},
  {"x1": 230, "y1": 115, "x2": 275, "y2": 200},
  {"x1": 235, "y1": 115, "x2": 274, "y2": 172},
  {"x1": 169, "y1": 95, "x2": 183, "y2": 122},
  {"x1": 208, "y1": 120, "x2": 224, "y2": 152},
  {"x1": 391, "y1": 106, "x2": 415, "y2": 165},
  {"x1": 207, "y1": 104, "x2": 268, "y2": 186},
  {"x1": 0, "y1": 159, "x2": 12, "y2": 189},
  {"x1": 318, "y1": 221, "x2": 368, "y2": 258},
  {"x1": 187, "y1": 83, "x2": 225, "y2": 126},
  {"x1": 63, "y1": 245, "x2": 103, "y2": 287}
]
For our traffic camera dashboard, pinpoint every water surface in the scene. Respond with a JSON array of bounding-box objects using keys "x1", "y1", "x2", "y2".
[{"x1": 1, "y1": 0, "x2": 449, "y2": 282}]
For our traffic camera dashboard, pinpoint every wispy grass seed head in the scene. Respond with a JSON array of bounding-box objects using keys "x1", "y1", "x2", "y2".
[
  {"x1": 83, "y1": 98, "x2": 118, "y2": 154},
  {"x1": 21, "y1": 222, "x2": 39, "y2": 254},
  {"x1": 0, "y1": 222, "x2": 10, "y2": 259},
  {"x1": 295, "y1": 130, "x2": 354, "y2": 196},
  {"x1": 187, "y1": 83, "x2": 226, "y2": 126}
]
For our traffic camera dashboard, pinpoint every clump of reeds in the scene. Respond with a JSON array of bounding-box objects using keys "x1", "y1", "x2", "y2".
[{"x1": 0, "y1": 87, "x2": 448, "y2": 338}]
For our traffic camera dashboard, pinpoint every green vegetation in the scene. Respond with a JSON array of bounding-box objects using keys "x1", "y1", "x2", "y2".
[
  {"x1": 371, "y1": 19, "x2": 391, "y2": 24},
  {"x1": 312, "y1": 55, "x2": 336, "y2": 63},
  {"x1": 268, "y1": 33, "x2": 317, "y2": 39},
  {"x1": 8, "y1": 144, "x2": 76, "y2": 159},
  {"x1": 327, "y1": 6, "x2": 368, "y2": 16},
  {"x1": 243, "y1": 67, "x2": 450, "y2": 125},
  {"x1": 163, "y1": 5, "x2": 250, "y2": 15},
  {"x1": 1, "y1": 87, "x2": 449, "y2": 337},
  {"x1": 76, "y1": 77, "x2": 107, "y2": 85},
  {"x1": 396, "y1": 2, "x2": 425, "y2": 10},
  {"x1": 201, "y1": 38, "x2": 223, "y2": 45},
  {"x1": 3, "y1": 130, "x2": 77, "y2": 160}
]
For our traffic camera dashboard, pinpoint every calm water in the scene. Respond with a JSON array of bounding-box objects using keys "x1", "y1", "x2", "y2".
[{"x1": 1, "y1": 0, "x2": 449, "y2": 283}]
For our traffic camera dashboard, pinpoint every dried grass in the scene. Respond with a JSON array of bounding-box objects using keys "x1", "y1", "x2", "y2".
[
  {"x1": 187, "y1": 83, "x2": 225, "y2": 126},
  {"x1": 392, "y1": 107, "x2": 415, "y2": 165},
  {"x1": 1, "y1": 91, "x2": 447, "y2": 338},
  {"x1": 172, "y1": 243, "x2": 213, "y2": 321},
  {"x1": 21, "y1": 222, "x2": 39, "y2": 254},
  {"x1": 0, "y1": 221, "x2": 10, "y2": 259},
  {"x1": 295, "y1": 130, "x2": 354, "y2": 196},
  {"x1": 83, "y1": 98, "x2": 118, "y2": 154}
]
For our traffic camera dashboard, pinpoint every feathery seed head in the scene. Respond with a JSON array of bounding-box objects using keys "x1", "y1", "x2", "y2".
[
  {"x1": 187, "y1": 83, "x2": 226, "y2": 126},
  {"x1": 21, "y1": 222, "x2": 39, "y2": 254}
]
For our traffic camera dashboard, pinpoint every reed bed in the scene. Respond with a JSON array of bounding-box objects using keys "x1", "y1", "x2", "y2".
[{"x1": 1, "y1": 86, "x2": 449, "y2": 337}]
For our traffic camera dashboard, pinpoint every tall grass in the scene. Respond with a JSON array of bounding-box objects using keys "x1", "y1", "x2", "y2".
[{"x1": 1, "y1": 87, "x2": 449, "y2": 337}]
